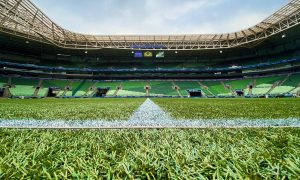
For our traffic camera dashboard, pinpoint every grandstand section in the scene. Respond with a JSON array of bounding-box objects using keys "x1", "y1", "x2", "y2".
[
  {"x1": 0, "y1": 76, "x2": 6, "y2": 88},
  {"x1": 9, "y1": 78, "x2": 36, "y2": 97},
  {"x1": 1, "y1": 73, "x2": 299, "y2": 98}
]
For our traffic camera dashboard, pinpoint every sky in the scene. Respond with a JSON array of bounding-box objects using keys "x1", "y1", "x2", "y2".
[{"x1": 31, "y1": 0, "x2": 289, "y2": 35}]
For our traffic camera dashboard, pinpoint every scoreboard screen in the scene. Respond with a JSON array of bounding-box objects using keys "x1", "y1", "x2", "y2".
[
  {"x1": 144, "y1": 51, "x2": 153, "y2": 57},
  {"x1": 134, "y1": 51, "x2": 143, "y2": 58},
  {"x1": 133, "y1": 51, "x2": 165, "y2": 58},
  {"x1": 156, "y1": 51, "x2": 165, "y2": 58}
]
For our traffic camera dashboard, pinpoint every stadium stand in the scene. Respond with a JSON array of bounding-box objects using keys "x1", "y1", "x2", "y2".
[
  {"x1": 93, "y1": 81, "x2": 123, "y2": 96},
  {"x1": 9, "y1": 78, "x2": 36, "y2": 97},
  {"x1": 1, "y1": 73, "x2": 299, "y2": 98},
  {"x1": 0, "y1": 76, "x2": 7, "y2": 88},
  {"x1": 119, "y1": 81, "x2": 147, "y2": 96},
  {"x1": 74, "y1": 81, "x2": 94, "y2": 97},
  {"x1": 149, "y1": 81, "x2": 178, "y2": 96},
  {"x1": 202, "y1": 81, "x2": 231, "y2": 96},
  {"x1": 174, "y1": 81, "x2": 200, "y2": 96}
]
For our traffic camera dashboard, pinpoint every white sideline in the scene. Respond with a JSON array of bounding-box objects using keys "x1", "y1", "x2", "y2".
[{"x1": 0, "y1": 99, "x2": 299, "y2": 129}]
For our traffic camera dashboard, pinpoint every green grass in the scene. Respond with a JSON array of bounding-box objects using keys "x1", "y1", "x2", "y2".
[
  {"x1": 0, "y1": 99, "x2": 145, "y2": 120},
  {"x1": 0, "y1": 128, "x2": 299, "y2": 179},
  {"x1": 1, "y1": 98, "x2": 299, "y2": 120},
  {"x1": 154, "y1": 98, "x2": 300, "y2": 119}
]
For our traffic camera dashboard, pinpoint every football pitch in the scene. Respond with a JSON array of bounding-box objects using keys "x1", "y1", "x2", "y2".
[
  {"x1": 0, "y1": 98, "x2": 299, "y2": 120},
  {"x1": 0, "y1": 98, "x2": 299, "y2": 178}
]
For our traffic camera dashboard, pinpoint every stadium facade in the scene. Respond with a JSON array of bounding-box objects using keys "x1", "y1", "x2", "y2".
[{"x1": 0, "y1": 0, "x2": 300, "y2": 98}]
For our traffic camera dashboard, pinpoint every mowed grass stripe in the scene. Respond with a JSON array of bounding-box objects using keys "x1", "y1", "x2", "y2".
[
  {"x1": 153, "y1": 98, "x2": 300, "y2": 120},
  {"x1": 0, "y1": 128, "x2": 299, "y2": 179},
  {"x1": 0, "y1": 98, "x2": 145, "y2": 120}
]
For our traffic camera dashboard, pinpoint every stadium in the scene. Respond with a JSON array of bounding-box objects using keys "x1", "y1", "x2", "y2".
[{"x1": 0, "y1": 0, "x2": 300, "y2": 178}]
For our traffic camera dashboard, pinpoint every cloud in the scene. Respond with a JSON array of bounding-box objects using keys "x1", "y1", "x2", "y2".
[{"x1": 31, "y1": 0, "x2": 288, "y2": 35}]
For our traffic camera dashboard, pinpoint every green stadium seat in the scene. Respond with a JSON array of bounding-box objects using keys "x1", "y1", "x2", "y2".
[
  {"x1": 174, "y1": 82, "x2": 200, "y2": 96},
  {"x1": 2, "y1": 73, "x2": 299, "y2": 98},
  {"x1": 0, "y1": 77, "x2": 7, "y2": 87},
  {"x1": 203, "y1": 81, "x2": 231, "y2": 96},
  {"x1": 10, "y1": 78, "x2": 37, "y2": 97},
  {"x1": 149, "y1": 81, "x2": 177, "y2": 96}
]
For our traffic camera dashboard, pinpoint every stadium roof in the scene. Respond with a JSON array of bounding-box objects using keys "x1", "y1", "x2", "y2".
[{"x1": 0, "y1": 0, "x2": 300, "y2": 50}]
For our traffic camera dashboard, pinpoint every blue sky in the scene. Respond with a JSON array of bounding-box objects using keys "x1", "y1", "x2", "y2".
[{"x1": 31, "y1": 0, "x2": 288, "y2": 35}]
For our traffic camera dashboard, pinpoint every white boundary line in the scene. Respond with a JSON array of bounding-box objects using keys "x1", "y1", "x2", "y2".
[
  {"x1": 0, "y1": 99, "x2": 299, "y2": 129},
  {"x1": 0, "y1": 126, "x2": 299, "y2": 130},
  {"x1": 0, "y1": 119, "x2": 299, "y2": 129}
]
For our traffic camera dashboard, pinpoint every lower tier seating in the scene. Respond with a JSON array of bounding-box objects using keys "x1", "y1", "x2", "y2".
[{"x1": 1, "y1": 74, "x2": 299, "y2": 97}]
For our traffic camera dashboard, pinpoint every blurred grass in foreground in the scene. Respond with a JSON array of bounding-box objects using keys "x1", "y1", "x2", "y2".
[{"x1": 0, "y1": 128, "x2": 299, "y2": 179}]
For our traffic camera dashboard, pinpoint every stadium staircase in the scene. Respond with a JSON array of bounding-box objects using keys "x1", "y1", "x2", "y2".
[
  {"x1": 265, "y1": 76, "x2": 289, "y2": 95},
  {"x1": 88, "y1": 88, "x2": 98, "y2": 98},
  {"x1": 72, "y1": 80, "x2": 86, "y2": 96},
  {"x1": 265, "y1": 81, "x2": 280, "y2": 95},
  {"x1": 145, "y1": 81, "x2": 150, "y2": 97},
  {"x1": 33, "y1": 79, "x2": 43, "y2": 97},
  {"x1": 172, "y1": 82, "x2": 183, "y2": 98},
  {"x1": 198, "y1": 82, "x2": 215, "y2": 97},
  {"x1": 287, "y1": 83, "x2": 300, "y2": 94},
  {"x1": 204, "y1": 81, "x2": 231, "y2": 96},
  {"x1": 278, "y1": 74, "x2": 290, "y2": 86},
  {"x1": 61, "y1": 81, "x2": 73, "y2": 97},
  {"x1": 113, "y1": 82, "x2": 123, "y2": 96},
  {"x1": 221, "y1": 81, "x2": 235, "y2": 95},
  {"x1": 83, "y1": 82, "x2": 97, "y2": 97},
  {"x1": 89, "y1": 86, "x2": 99, "y2": 98}
]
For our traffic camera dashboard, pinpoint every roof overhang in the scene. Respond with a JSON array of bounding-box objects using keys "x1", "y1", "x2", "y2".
[{"x1": 0, "y1": 0, "x2": 300, "y2": 50}]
